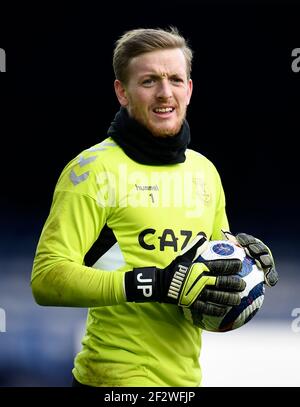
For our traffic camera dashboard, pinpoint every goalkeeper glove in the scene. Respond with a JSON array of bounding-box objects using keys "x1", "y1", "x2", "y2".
[
  {"x1": 124, "y1": 234, "x2": 246, "y2": 317},
  {"x1": 222, "y1": 230, "x2": 278, "y2": 287}
]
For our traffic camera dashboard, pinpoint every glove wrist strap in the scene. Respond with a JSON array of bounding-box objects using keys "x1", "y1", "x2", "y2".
[{"x1": 125, "y1": 267, "x2": 159, "y2": 302}]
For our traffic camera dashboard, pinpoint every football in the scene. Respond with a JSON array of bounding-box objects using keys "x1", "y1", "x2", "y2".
[{"x1": 182, "y1": 240, "x2": 265, "y2": 332}]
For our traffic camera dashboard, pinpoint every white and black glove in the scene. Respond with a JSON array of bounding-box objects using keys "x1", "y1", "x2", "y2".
[
  {"x1": 124, "y1": 234, "x2": 246, "y2": 317},
  {"x1": 222, "y1": 230, "x2": 278, "y2": 287}
]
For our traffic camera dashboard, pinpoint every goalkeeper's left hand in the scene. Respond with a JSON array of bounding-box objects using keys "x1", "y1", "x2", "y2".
[{"x1": 222, "y1": 230, "x2": 278, "y2": 287}]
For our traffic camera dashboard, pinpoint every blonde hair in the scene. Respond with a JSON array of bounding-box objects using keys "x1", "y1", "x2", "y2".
[{"x1": 113, "y1": 27, "x2": 193, "y2": 84}]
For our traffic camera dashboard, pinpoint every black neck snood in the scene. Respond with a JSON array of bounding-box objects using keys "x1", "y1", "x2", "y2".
[{"x1": 107, "y1": 107, "x2": 191, "y2": 165}]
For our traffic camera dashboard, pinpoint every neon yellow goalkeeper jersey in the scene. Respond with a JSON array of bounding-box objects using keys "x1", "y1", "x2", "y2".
[{"x1": 31, "y1": 137, "x2": 229, "y2": 387}]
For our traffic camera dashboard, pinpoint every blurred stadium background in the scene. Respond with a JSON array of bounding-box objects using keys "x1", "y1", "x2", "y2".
[{"x1": 1, "y1": 0, "x2": 299, "y2": 386}]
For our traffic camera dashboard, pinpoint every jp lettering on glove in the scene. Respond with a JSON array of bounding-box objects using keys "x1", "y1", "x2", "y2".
[
  {"x1": 124, "y1": 234, "x2": 246, "y2": 317},
  {"x1": 222, "y1": 230, "x2": 278, "y2": 287}
]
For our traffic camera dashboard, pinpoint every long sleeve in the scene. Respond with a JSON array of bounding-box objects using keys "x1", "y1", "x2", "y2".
[{"x1": 31, "y1": 189, "x2": 126, "y2": 307}]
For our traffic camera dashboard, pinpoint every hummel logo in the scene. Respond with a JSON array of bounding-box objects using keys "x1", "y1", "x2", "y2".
[
  {"x1": 168, "y1": 265, "x2": 188, "y2": 300},
  {"x1": 135, "y1": 184, "x2": 159, "y2": 191}
]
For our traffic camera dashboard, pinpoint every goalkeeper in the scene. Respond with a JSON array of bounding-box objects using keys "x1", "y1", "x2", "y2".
[{"x1": 31, "y1": 27, "x2": 278, "y2": 387}]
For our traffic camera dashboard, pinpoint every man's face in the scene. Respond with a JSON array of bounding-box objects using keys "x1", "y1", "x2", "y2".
[{"x1": 114, "y1": 48, "x2": 193, "y2": 137}]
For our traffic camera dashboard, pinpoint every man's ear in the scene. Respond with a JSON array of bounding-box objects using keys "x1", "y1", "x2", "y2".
[
  {"x1": 186, "y1": 78, "x2": 193, "y2": 106},
  {"x1": 114, "y1": 80, "x2": 128, "y2": 106}
]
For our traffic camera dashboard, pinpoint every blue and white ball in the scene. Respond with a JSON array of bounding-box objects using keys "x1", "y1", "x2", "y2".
[{"x1": 182, "y1": 241, "x2": 265, "y2": 332}]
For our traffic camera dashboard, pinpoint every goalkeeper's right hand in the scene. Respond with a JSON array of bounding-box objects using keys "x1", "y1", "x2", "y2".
[{"x1": 124, "y1": 234, "x2": 246, "y2": 317}]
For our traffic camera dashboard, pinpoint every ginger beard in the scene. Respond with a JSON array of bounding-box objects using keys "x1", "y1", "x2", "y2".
[{"x1": 126, "y1": 93, "x2": 189, "y2": 138}]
